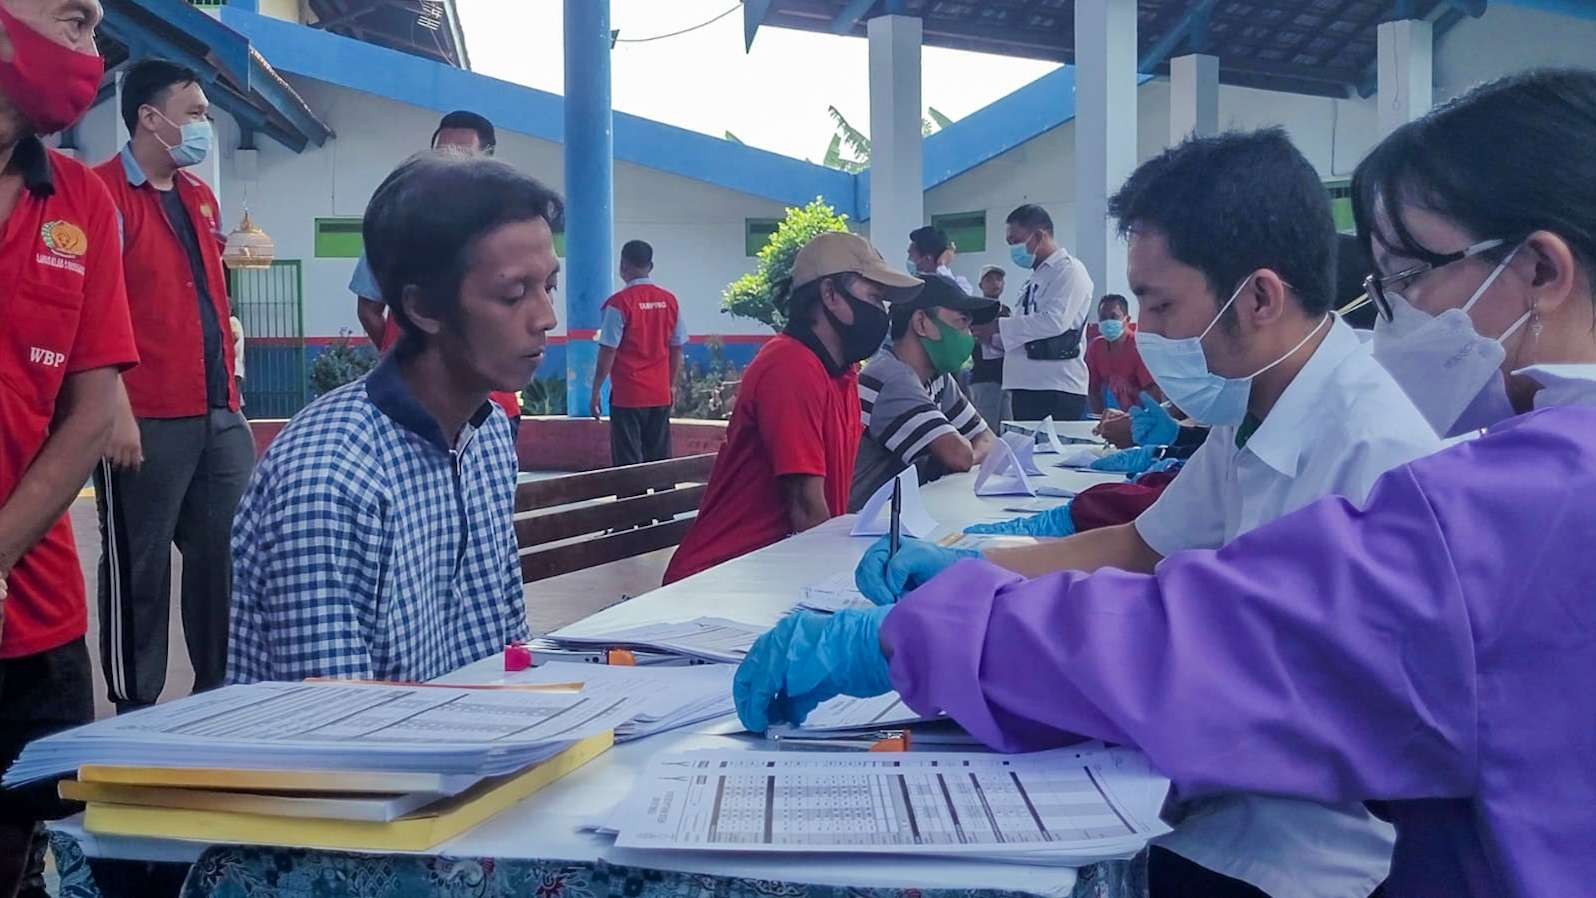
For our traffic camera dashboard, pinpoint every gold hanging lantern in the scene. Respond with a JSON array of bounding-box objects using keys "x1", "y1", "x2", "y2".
[{"x1": 222, "y1": 210, "x2": 275, "y2": 270}]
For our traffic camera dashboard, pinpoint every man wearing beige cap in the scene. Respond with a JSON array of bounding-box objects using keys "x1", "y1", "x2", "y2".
[{"x1": 663, "y1": 233, "x2": 921, "y2": 584}]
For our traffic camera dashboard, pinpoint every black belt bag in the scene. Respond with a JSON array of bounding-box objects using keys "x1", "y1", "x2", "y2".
[{"x1": 1024, "y1": 328, "x2": 1083, "y2": 361}]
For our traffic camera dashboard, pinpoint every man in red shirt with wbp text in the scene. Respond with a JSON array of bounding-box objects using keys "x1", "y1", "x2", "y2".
[{"x1": 591, "y1": 239, "x2": 685, "y2": 466}]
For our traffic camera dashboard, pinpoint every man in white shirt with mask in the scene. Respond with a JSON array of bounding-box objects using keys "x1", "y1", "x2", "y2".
[
  {"x1": 893, "y1": 129, "x2": 1441, "y2": 898},
  {"x1": 1000, "y1": 204, "x2": 1096, "y2": 421}
]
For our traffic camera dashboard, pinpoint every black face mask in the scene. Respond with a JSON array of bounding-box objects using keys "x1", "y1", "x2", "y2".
[{"x1": 822, "y1": 287, "x2": 890, "y2": 365}]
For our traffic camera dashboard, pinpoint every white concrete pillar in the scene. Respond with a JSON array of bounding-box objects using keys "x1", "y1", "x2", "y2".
[
  {"x1": 867, "y1": 14, "x2": 923, "y2": 262},
  {"x1": 114, "y1": 69, "x2": 130, "y2": 148},
  {"x1": 1074, "y1": 0, "x2": 1137, "y2": 298},
  {"x1": 1377, "y1": 19, "x2": 1433, "y2": 136},
  {"x1": 1170, "y1": 53, "x2": 1219, "y2": 140}
]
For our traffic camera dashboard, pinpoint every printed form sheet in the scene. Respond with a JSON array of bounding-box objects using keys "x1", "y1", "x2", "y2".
[{"x1": 613, "y1": 748, "x2": 1169, "y2": 857}]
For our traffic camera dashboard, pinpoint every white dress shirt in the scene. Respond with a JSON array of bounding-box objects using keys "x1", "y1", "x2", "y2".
[
  {"x1": 1135, "y1": 315, "x2": 1442, "y2": 898},
  {"x1": 998, "y1": 247, "x2": 1094, "y2": 394}
]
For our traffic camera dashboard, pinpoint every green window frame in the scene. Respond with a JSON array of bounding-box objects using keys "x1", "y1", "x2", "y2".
[
  {"x1": 1325, "y1": 179, "x2": 1354, "y2": 234},
  {"x1": 931, "y1": 211, "x2": 987, "y2": 254},
  {"x1": 746, "y1": 218, "x2": 780, "y2": 257},
  {"x1": 313, "y1": 218, "x2": 364, "y2": 258}
]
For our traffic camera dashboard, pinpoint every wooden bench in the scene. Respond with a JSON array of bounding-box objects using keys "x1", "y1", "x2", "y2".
[{"x1": 513, "y1": 453, "x2": 717, "y2": 584}]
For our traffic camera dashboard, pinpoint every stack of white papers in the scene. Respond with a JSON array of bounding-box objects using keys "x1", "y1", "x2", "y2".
[
  {"x1": 4, "y1": 681, "x2": 630, "y2": 787},
  {"x1": 796, "y1": 571, "x2": 874, "y2": 614},
  {"x1": 766, "y1": 692, "x2": 934, "y2": 737},
  {"x1": 541, "y1": 617, "x2": 766, "y2": 664},
  {"x1": 607, "y1": 746, "x2": 1171, "y2": 867},
  {"x1": 456, "y1": 662, "x2": 739, "y2": 742}
]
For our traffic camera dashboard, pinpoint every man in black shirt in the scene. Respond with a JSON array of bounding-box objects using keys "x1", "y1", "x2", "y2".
[
  {"x1": 92, "y1": 60, "x2": 254, "y2": 713},
  {"x1": 968, "y1": 264, "x2": 1010, "y2": 430}
]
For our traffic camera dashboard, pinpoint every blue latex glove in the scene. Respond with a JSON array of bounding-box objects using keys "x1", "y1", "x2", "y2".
[
  {"x1": 964, "y1": 503, "x2": 1077, "y2": 538},
  {"x1": 734, "y1": 607, "x2": 894, "y2": 733},
  {"x1": 1130, "y1": 392, "x2": 1179, "y2": 447},
  {"x1": 854, "y1": 535, "x2": 977, "y2": 606},
  {"x1": 1089, "y1": 445, "x2": 1162, "y2": 474}
]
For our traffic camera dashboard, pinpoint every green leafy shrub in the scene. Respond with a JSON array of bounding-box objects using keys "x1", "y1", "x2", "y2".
[
  {"x1": 722, "y1": 198, "x2": 850, "y2": 330},
  {"x1": 307, "y1": 329, "x2": 377, "y2": 398}
]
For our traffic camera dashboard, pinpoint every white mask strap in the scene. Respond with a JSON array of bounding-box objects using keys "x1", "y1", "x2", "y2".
[
  {"x1": 1248, "y1": 313, "x2": 1332, "y2": 380},
  {"x1": 1460, "y1": 244, "x2": 1522, "y2": 314},
  {"x1": 1498, "y1": 309, "x2": 1532, "y2": 346},
  {"x1": 1198, "y1": 275, "x2": 1254, "y2": 342}
]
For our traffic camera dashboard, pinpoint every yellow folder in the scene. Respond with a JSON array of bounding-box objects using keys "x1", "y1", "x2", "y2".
[{"x1": 80, "y1": 732, "x2": 611, "y2": 852}]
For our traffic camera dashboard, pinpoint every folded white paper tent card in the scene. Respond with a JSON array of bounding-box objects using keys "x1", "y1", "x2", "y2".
[
  {"x1": 974, "y1": 434, "x2": 1037, "y2": 497},
  {"x1": 1041, "y1": 416, "x2": 1073, "y2": 456},
  {"x1": 1002, "y1": 430, "x2": 1046, "y2": 476},
  {"x1": 851, "y1": 466, "x2": 939, "y2": 538}
]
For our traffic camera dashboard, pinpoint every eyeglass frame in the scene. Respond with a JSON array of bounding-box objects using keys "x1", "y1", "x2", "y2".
[{"x1": 1363, "y1": 238, "x2": 1509, "y2": 323}]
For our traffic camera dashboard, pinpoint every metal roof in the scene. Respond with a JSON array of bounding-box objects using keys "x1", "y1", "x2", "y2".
[
  {"x1": 747, "y1": 0, "x2": 1486, "y2": 98},
  {"x1": 308, "y1": 0, "x2": 470, "y2": 69}
]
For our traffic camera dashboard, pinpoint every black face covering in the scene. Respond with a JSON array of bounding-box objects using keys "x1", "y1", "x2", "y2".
[{"x1": 823, "y1": 287, "x2": 891, "y2": 365}]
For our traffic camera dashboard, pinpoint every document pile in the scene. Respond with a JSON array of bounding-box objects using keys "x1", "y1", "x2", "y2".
[
  {"x1": 606, "y1": 745, "x2": 1171, "y2": 867},
  {"x1": 4, "y1": 681, "x2": 619, "y2": 851},
  {"x1": 454, "y1": 661, "x2": 738, "y2": 742},
  {"x1": 539, "y1": 617, "x2": 766, "y2": 664},
  {"x1": 796, "y1": 571, "x2": 874, "y2": 614}
]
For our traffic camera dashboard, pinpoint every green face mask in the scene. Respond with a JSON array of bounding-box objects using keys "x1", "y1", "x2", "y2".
[{"x1": 920, "y1": 315, "x2": 976, "y2": 376}]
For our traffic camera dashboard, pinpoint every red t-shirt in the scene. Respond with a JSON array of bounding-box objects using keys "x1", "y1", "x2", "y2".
[
  {"x1": 1, "y1": 141, "x2": 139, "y2": 659},
  {"x1": 601, "y1": 281, "x2": 681, "y2": 408},
  {"x1": 663, "y1": 335, "x2": 861, "y2": 584},
  {"x1": 1085, "y1": 332, "x2": 1158, "y2": 411},
  {"x1": 376, "y1": 314, "x2": 521, "y2": 423}
]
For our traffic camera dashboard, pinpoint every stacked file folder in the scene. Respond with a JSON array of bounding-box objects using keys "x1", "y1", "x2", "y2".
[{"x1": 5, "y1": 681, "x2": 620, "y2": 851}]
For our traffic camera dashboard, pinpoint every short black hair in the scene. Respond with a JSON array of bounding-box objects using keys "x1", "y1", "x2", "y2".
[
  {"x1": 909, "y1": 226, "x2": 950, "y2": 259},
  {"x1": 621, "y1": 239, "x2": 653, "y2": 269},
  {"x1": 889, "y1": 303, "x2": 919, "y2": 340},
  {"x1": 432, "y1": 110, "x2": 496, "y2": 152},
  {"x1": 1353, "y1": 68, "x2": 1596, "y2": 282},
  {"x1": 1109, "y1": 128, "x2": 1335, "y2": 317},
  {"x1": 783, "y1": 273, "x2": 855, "y2": 328},
  {"x1": 121, "y1": 60, "x2": 201, "y2": 134},
  {"x1": 364, "y1": 153, "x2": 564, "y2": 352},
  {"x1": 1006, "y1": 204, "x2": 1053, "y2": 235},
  {"x1": 1098, "y1": 294, "x2": 1130, "y2": 316}
]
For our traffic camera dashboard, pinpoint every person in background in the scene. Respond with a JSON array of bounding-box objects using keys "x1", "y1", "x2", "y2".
[
  {"x1": 93, "y1": 60, "x2": 255, "y2": 714},
  {"x1": 732, "y1": 69, "x2": 1596, "y2": 898},
  {"x1": 663, "y1": 233, "x2": 922, "y2": 585},
  {"x1": 230, "y1": 314, "x2": 245, "y2": 404},
  {"x1": 230, "y1": 155, "x2": 560, "y2": 684},
  {"x1": 1085, "y1": 293, "x2": 1161, "y2": 414},
  {"x1": 849, "y1": 275, "x2": 998, "y2": 510},
  {"x1": 0, "y1": 0, "x2": 138, "y2": 890},
  {"x1": 906, "y1": 225, "x2": 972, "y2": 293},
  {"x1": 775, "y1": 129, "x2": 1449, "y2": 898},
  {"x1": 967, "y1": 264, "x2": 1010, "y2": 430},
  {"x1": 592, "y1": 239, "x2": 685, "y2": 467},
  {"x1": 348, "y1": 110, "x2": 523, "y2": 437},
  {"x1": 1000, "y1": 204, "x2": 1095, "y2": 421}
]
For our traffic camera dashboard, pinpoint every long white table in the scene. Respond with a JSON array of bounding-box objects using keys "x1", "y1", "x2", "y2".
[{"x1": 58, "y1": 458, "x2": 1127, "y2": 896}]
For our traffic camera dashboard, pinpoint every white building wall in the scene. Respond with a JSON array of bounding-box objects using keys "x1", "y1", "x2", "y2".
[
  {"x1": 208, "y1": 4, "x2": 1596, "y2": 338},
  {"x1": 220, "y1": 78, "x2": 788, "y2": 339}
]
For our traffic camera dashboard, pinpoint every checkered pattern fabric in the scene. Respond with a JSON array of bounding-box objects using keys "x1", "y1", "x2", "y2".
[{"x1": 228, "y1": 379, "x2": 528, "y2": 684}]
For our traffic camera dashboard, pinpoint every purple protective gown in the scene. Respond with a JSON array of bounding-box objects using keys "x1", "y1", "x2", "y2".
[{"x1": 882, "y1": 406, "x2": 1596, "y2": 898}]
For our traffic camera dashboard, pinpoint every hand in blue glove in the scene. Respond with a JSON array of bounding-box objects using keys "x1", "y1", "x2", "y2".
[
  {"x1": 854, "y1": 536, "x2": 977, "y2": 606},
  {"x1": 734, "y1": 606, "x2": 894, "y2": 733},
  {"x1": 1089, "y1": 445, "x2": 1162, "y2": 474},
  {"x1": 964, "y1": 503, "x2": 1076, "y2": 538},
  {"x1": 1130, "y1": 392, "x2": 1179, "y2": 447}
]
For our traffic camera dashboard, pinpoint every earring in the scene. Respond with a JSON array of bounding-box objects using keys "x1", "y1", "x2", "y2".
[{"x1": 1529, "y1": 300, "x2": 1544, "y2": 339}]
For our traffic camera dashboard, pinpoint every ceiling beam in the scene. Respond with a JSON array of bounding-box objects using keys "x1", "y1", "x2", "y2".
[
  {"x1": 1139, "y1": 0, "x2": 1220, "y2": 73},
  {"x1": 829, "y1": 0, "x2": 878, "y2": 34}
]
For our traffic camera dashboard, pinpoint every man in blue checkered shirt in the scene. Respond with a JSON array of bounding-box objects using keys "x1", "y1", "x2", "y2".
[{"x1": 228, "y1": 153, "x2": 564, "y2": 683}]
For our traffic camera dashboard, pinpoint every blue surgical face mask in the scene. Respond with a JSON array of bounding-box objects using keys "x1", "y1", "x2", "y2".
[
  {"x1": 1009, "y1": 239, "x2": 1036, "y2": 270},
  {"x1": 1136, "y1": 275, "x2": 1330, "y2": 426},
  {"x1": 1099, "y1": 319, "x2": 1126, "y2": 342},
  {"x1": 153, "y1": 109, "x2": 212, "y2": 168}
]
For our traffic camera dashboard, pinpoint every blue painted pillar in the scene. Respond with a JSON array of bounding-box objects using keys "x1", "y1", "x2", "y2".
[{"x1": 562, "y1": 0, "x2": 614, "y2": 417}]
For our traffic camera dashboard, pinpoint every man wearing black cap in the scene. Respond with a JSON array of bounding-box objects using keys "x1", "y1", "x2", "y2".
[{"x1": 849, "y1": 275, "x2": 999, "y2": 511}]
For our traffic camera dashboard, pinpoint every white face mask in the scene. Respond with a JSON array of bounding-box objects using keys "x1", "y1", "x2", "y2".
[{"x1": 1371, "y1": 246, "x2": 1530, "y2": 437}]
